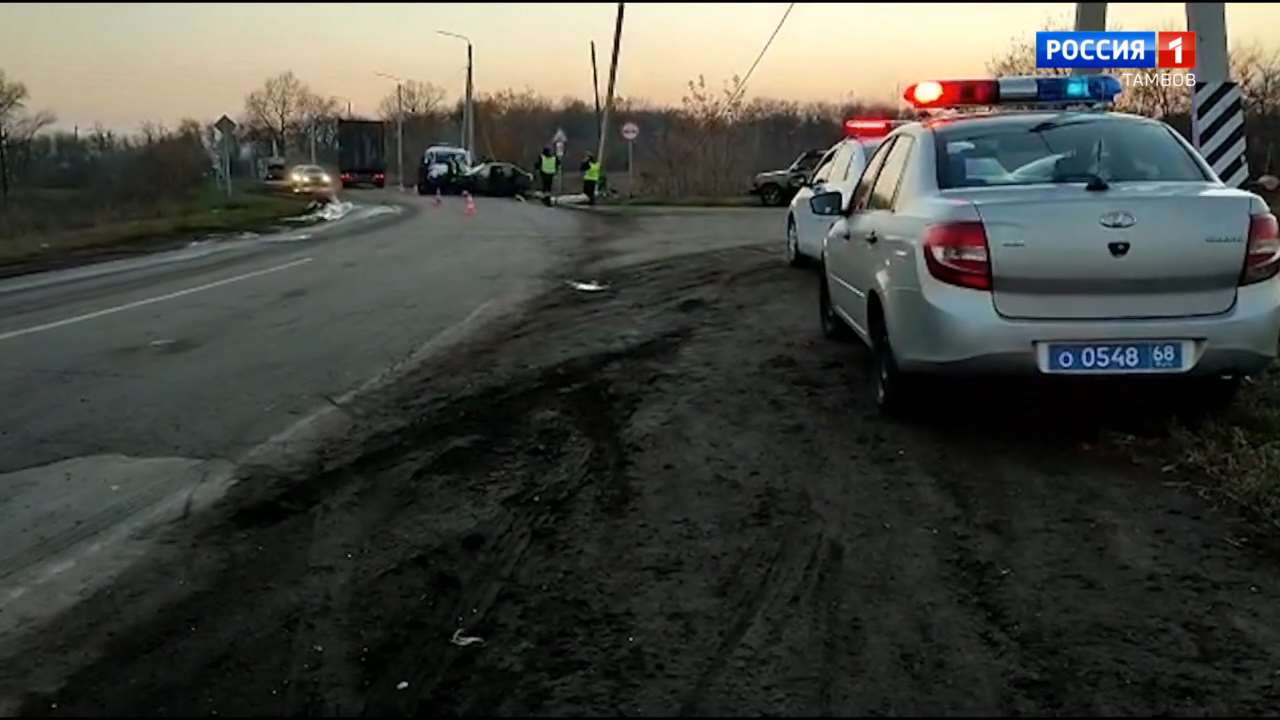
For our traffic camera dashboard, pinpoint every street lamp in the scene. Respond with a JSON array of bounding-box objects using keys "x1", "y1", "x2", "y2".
[
  {"x1": 437, "y1": 29, "x2": 473, "y2": 159},
  {"x1": 375, "y1": 72, "x2": 408, "y2": 190}
]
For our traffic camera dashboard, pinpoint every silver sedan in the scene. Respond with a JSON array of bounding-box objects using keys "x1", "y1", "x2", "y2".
[{"x1": 811, "y1": 109, "x2": 1280, "y2": 415}]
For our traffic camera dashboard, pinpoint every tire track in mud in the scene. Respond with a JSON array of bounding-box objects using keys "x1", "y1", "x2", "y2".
[{"x1": 10, "y1": 214, "x2": 1280, "y2": 715}]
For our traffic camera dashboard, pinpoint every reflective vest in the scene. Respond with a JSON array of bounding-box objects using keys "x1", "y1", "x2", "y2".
[
  {"x1": 584, "y1": 162, "x2": 601, "y2": 182},
  {"x1": 540, "y1": 154, "x2": 557, "y2": 174}
]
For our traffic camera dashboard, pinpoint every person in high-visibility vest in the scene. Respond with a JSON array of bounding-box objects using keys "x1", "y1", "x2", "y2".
[
  {"x1": 538, "y1": 147, "x2": 558, "y2": 205},
  {"x1": 580, "y1": 153, "x2": 601, "y2": 205}
]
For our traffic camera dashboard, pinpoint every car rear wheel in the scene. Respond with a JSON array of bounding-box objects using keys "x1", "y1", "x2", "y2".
[
  {"x1": 819, "y1": 269, "x2": 853, "y2": 342},
  {"x1": 869, "y1": 325, "x2": 917, "y2": 418},
  {"x1": 760, "y1": 184, "x2": 783, "y2": 207},
  {"x1": 786, "y1": 218, "x2": 806, "y2": 268}
]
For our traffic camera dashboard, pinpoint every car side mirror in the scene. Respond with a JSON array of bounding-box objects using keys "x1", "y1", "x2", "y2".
[{"x1": 809, "y1": 190, "x2": 844, "y2": 216}]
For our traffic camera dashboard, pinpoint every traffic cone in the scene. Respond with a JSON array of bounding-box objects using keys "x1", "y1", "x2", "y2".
[
  {"x1": 434, "y1": 188, "x2": 442, "y2": 207},
  {"x1": 463, "y1": 192, "x2": 477, "y2": 217}
]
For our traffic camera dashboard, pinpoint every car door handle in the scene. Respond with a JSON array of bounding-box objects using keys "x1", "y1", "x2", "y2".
[{"x1": 866, "y1": 230, "x2": 879, "y2": 244}]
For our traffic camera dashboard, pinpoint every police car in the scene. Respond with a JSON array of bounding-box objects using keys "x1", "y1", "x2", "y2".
[
  {"x1": 785, "y1": 119, "x2": 905, "y2": 267},
  {"x1": 809, "y1": 75, "x2": 1280, "y2": 415}
]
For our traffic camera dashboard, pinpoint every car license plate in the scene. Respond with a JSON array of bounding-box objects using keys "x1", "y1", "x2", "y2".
[{"x1": 1043, "y1": 341, "x2": 1186, "y2": 373}]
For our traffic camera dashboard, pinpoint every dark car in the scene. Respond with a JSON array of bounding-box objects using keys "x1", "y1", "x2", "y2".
[
  {"x1": 458, "y1": 162, "x2": 534, "y2": 197},
  {"x1": 750, "y1": 148, "x2": 826, "y2": 206}
]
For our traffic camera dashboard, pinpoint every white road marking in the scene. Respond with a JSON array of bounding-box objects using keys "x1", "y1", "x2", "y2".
[{"x1": 0, "y1": 257, "x2": 314, "y2": 342}]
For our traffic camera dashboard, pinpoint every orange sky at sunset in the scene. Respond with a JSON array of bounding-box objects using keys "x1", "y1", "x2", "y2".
[{"x1": 3, "y1": 2, "x2": 1279, "y2": 132}]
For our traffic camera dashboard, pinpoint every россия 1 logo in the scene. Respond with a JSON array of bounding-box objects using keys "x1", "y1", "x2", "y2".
[{"x1": 1036, "y1": 31, "x2": 1195, "y2": 69}]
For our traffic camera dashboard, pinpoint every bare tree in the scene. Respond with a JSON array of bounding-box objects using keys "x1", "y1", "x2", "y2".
[
  {"x1": 378, "y1": 80, "x2": 446, "y2": 120},
  {"x1": 244, "y1": 71, "x2": 309, "y2": 155},
  {"x1": 0, "y1": 69, "x2": 29, "y2": 202},
  {"x1": 299, "y1": 93, "x2": 341, "y2": 160},
  {"x1": 0, "y1": 69, "x2": 55, "y2": 202},
  {"x1": 986, "y1": 20, "x2": 1073, "y2": 77}
]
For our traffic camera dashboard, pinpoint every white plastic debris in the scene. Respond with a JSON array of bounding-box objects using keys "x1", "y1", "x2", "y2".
[
  {"x1": 451, "y1": 628, "x2": 484, "y2": 647},
  {"x1": 566, "y1": 280, "x2": 609, "y2": 292},
  {"x1": 396, "y1": 681, "x2": 409, "y2": 691}
]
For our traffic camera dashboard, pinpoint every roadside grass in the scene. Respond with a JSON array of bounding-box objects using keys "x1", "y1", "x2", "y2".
[
  {"x1": 0, "y1": 182, "x2": 313, "y2": 270},
  {"x1": 1107, "y1": 367, "x2": 1280, "y2": 530}
]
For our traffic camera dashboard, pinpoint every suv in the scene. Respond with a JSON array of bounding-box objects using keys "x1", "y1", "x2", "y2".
[
  {"x1": 417, "y1": 145, "x2": 473, "y2": 195},
  {"x1": 751, "y1": 149, "x2": 825, "y2": 206}
]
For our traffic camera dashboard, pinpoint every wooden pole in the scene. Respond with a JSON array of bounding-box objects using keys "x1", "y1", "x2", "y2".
[
  {"x1": 596, "y1": 3, "x2": 625, "y2": 189},
  {"x1": 591, "y1": 41, "x2": 602, "y2": 149}
]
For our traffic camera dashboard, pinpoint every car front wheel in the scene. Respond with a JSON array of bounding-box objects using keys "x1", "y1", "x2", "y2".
[{"x1": 786, "y1": 218, "x2": 805, "y2": 268}]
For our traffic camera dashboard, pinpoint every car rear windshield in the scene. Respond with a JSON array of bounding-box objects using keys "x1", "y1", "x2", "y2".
[{"x1": 934, "y1": 116, "x2": 1209, "y2": 189}]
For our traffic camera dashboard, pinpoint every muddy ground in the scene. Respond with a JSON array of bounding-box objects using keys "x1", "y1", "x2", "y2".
[{"x1": 5, "y1": 208, "x2": 1280, "y2": 715}]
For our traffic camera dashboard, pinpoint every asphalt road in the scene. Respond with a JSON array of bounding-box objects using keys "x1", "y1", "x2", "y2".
[{"x1": 0, "y1": 190, "x2": 590, "y2": 633}]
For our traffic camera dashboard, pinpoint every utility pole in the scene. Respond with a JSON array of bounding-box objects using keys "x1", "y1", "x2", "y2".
[
  {"x1": 438, "y1": 31, "x2": 474, "y2": 159},
  {"x1": 591, "y1": 41, "x2": 602, "y2": 149},
  {"x1": 596, "y1": 2, "x2": 625, "y2": 190},
  {"x1": 397, "y1": 82, "x2": 405, "y2": 189},
  {"x1": 466, "y1": 42, "x2": 475, "y2": 158},
  {"x1": 0, "y1": 126, "x2": 8, "y2": 206}
]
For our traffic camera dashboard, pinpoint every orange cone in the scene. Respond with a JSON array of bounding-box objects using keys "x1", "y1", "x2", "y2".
[{"x1": 463, "y1": 191, "x2": 477, "y2": 217}]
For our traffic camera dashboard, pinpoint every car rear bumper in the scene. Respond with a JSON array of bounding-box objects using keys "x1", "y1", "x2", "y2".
[{"x1": 887, "y1": 279, "x2": 1280, "y2": 377}]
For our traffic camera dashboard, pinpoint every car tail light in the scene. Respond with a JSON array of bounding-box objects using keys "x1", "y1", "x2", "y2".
[
  {"x1": 923, "y1": 221, "x2": 991, "y2": 290},
  {"x1": 1241, "y1": 212, "x2": 1280, "y2": 286}
]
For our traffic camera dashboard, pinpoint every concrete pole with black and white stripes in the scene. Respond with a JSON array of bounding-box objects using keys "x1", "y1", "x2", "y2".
[{"x1": 1187, "y1": 3, "x2": 1249, "y2": 188}]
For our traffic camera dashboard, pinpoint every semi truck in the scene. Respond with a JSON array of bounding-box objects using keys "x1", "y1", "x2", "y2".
[{"x1": 337, "y1": 119, "x2": 387, "y2": 188}]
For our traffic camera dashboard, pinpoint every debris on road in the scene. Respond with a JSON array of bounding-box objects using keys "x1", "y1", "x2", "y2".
[
  {"x1": 566, "y1": 280, "x2": 609, "y2": 292},
  {"x1": 283, "y1": 200, "x2": 354, "y2": 224},
  {"x1": 396, "y1": 681, "x2": 409, "y2": 691},
  {"x1": 450, "y1": 629, "x2": 484, "y2": 647}
]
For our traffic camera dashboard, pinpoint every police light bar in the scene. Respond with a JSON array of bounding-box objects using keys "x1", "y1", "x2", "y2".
[
  {"x1": 903, "y1": 75, "x2": 1123, "y2": 108},
  {"x1": 843, "y1": 118, "x2": 901, "y2": 137}
]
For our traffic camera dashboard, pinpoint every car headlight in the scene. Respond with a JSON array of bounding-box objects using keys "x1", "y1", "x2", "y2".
[
  {"x1": 291, "y1": 174, "x2": 301, "y2": 181},
  {"x1": 321, "y1": 174, "x2": 331, "y2": 183}
]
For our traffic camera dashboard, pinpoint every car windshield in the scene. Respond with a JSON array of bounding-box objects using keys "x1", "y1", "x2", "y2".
[{"x1": 935, "y1": 116, "x2": 1209, "y2": 188}]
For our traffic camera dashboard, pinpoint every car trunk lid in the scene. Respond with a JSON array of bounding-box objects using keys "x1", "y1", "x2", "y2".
[{"x1": 949, "y1": 183, "x2": 1250, "y2": 320}]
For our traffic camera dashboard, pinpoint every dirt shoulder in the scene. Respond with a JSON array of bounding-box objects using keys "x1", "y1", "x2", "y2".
[{"x1": 5, "y1": 215, "x2": 1280, "y2": 715}]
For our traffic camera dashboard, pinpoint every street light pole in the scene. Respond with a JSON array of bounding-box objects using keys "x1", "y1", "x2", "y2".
[
  {"x1": 438, "y1": 30, "x2": 474, "y2": 160},
  {"x1": 376, "y1": 72, "x2": 410, "y2": 190},
  {"x1": 396, "y1": 82, "x2": 404, "y2": 189}
]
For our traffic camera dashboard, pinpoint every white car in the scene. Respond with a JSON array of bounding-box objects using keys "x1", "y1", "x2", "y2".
[
  {"x1": 786, "y1": 120, "x2": 905, "y2": 267},
  {"x1": 811, "y1": 75, "x2": 1280, "y2": 415}
]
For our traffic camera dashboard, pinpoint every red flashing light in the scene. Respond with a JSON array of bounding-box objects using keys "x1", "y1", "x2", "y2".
[
  {"x1": 844, "y1": 118, "x2": 893, "y2": 137},
  {"x1": 905, "y1": 80, "x2": 999, "y2": 108}
]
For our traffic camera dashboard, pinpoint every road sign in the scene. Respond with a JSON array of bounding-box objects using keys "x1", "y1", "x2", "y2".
[
  {"x1": 621, "y1": 121, "x2": 639, "y2": 141},
  {"x1": 554, "y1": 140, "x2": 565, "y2": 158},
  {"x1": 214, "y1": 114, "x2": 236, "y2": 135},
  {"x1": 553, "y1": 128, "x2": 567, "y2": 144}
]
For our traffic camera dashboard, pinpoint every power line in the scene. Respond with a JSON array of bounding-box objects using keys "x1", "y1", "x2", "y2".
[{"x1": 721, "y1": 2, "x2": 796, "y2": 114}]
